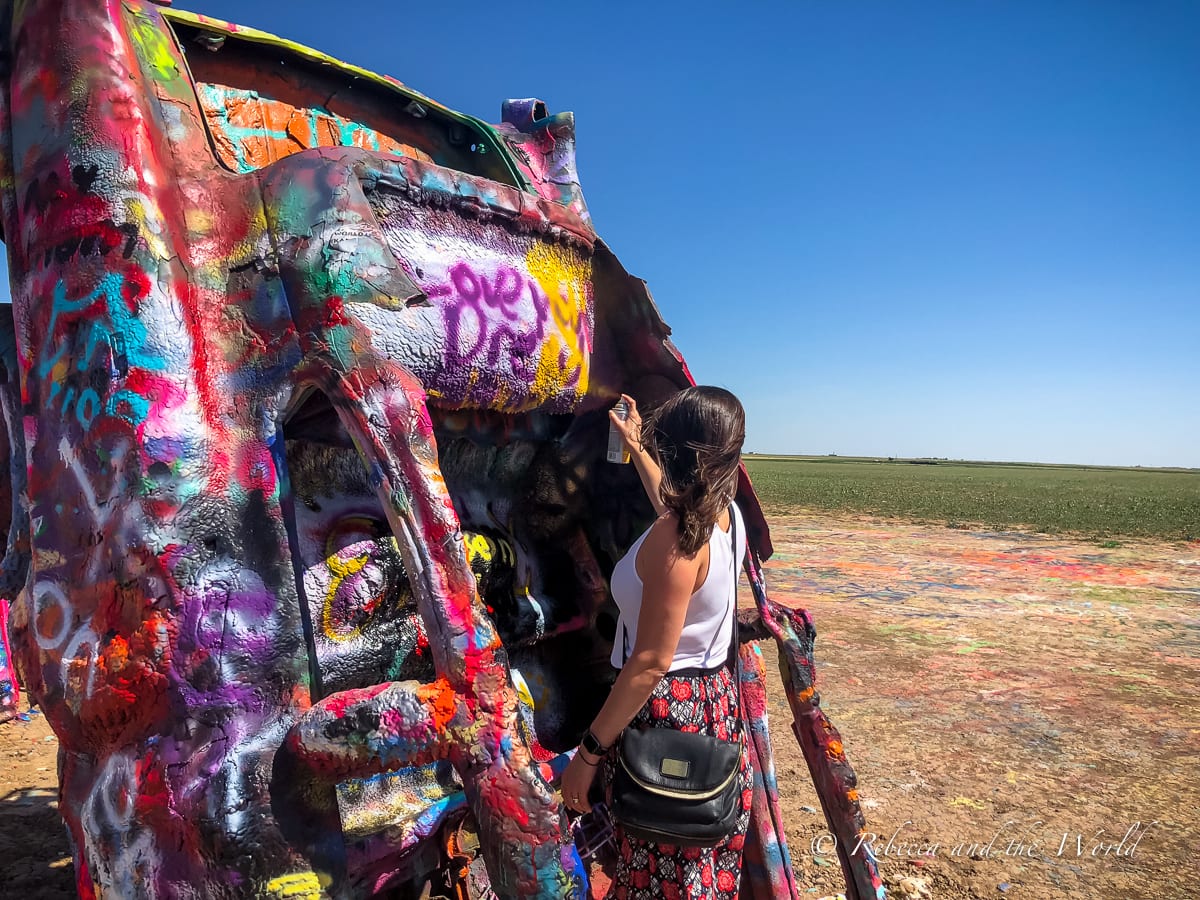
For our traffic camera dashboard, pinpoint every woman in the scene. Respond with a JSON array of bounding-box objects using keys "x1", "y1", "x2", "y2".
[{"x1": 561, "y1": 386, "x2": 751, "y2": 899}]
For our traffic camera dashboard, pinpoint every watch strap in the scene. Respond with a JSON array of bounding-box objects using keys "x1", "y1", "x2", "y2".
[{"x1": 582, "y1": 729, "x2": 609, "y2": 757}]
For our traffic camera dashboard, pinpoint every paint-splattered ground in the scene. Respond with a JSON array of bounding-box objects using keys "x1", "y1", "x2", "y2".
[
  {"x1": 763, "y1": 515, "x2": 1199, "y2": 900},
  {"x1": 2, "y1": 514, "x2": 1198, "y2": 899}
]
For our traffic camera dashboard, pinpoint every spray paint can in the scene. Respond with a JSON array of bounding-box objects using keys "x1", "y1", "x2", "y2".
[{"x1": 607, "y1": 398, "x2": 631, "y2": 464}]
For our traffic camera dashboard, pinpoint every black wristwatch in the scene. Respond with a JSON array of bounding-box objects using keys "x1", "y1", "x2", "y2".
[{"x1": 581, "y1": 729, "x2": 610, "y2": 758}]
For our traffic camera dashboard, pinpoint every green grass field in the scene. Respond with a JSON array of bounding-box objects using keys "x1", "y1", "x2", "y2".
[{"x1": 742, "y1": 455, "x2": 1200, "y2": 541}]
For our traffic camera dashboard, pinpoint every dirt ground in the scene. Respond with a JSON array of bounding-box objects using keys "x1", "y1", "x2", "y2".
[
  {"x1": 763, "y1": 515, "x2": 1199, "y2": 900},
  {"x1": 2, "y1": 514, "x2": 1197, "y2": 899}
]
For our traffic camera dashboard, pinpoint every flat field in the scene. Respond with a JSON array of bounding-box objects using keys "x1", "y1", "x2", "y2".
[{"x1": 744, "y1": 456, "x2": 1200, "y2": 541}]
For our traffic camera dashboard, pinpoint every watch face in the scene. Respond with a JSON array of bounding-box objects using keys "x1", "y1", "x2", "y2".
[{"x1": 583, "y1": 731, "x2": 604, "y2": 755}]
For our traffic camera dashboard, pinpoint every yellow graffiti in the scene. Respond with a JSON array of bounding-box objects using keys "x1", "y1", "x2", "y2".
[
  {"x1": 317, "y1": 517, "x2": 416, "y2": 643},
  {"x1": 525, "y1": 242, "x2": 592, "y2": 403},
  {"x1": 127, "y1": 8, "x2": 181, "y2": 82},
  {"x1": 319, "y1": 530, "x2": 511, "y2": 643},
  {"x1": 321, "y1": 551, "x2": 371, "y2": 643},
  {"x1": 511, "y1": 669, "x2": 535, "y2": 710},
  {"x1": 465, "y1": 533, "x2": 515, "y2": 567},
  {"x1": 120, "y1": 196, "x2": 170, "y2": 262},
  {"x1": 264, "y1": 871, "x2": 331, "y2": 899}
]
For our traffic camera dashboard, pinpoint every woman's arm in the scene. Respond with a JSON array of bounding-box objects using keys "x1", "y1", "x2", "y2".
[
  {"x1": 561, "y1": 517, "x2": 701, "y2": 812},
  {"x1": 610, "y1": 394, "x2": 667, "y2": 517}
]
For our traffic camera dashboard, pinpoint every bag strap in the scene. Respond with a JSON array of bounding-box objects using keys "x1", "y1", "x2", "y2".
[
  {"x1": 726, "y1": 505, "x2": 744, "y2": 733},
  {"x1": 725, "y1": 505, "x2": 740, "y2": 668}
]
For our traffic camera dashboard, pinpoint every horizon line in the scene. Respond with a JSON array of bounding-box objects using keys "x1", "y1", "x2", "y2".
[{"x1": 742, "y1": 452, "x2": 1200, "y2": 474}]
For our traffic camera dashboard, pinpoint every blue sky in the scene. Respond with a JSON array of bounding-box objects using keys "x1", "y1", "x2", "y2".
[{"x1": 18, "y1": 1, "x2": 1200, "y2": 466}]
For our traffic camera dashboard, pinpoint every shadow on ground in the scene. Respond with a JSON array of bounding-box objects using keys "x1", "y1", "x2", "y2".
[{"x1": 0, "y1": 785, "x2": 74, "y2": 898}]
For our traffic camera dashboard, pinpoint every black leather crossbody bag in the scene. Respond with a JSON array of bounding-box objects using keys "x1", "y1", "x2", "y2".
[{"x1": 610, "y1": 507, "x2": 744, "y2": 847}]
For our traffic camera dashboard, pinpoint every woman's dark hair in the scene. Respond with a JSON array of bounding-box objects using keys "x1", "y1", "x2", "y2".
[{"x1": 644, "y1": 386, "x2": 745, "y2": 556}]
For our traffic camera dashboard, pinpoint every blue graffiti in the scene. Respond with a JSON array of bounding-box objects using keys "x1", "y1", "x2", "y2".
[{"x1": 37, "y1": 273, "x2": 166, "y2": 429}]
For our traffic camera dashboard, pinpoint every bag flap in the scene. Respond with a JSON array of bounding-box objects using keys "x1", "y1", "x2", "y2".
[{"x1": 619, "y1": 727, "x2": 740, "y2": 795}]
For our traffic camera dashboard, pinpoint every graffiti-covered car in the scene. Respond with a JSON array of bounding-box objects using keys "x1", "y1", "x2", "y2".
[{"x1": 0, "y1": 2, "x2": 882, "y2": 898}]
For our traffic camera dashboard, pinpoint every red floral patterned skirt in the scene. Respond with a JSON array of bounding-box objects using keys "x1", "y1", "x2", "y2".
[{"x1": 604, "y1": 666, "x2": 752, "y2": 900}]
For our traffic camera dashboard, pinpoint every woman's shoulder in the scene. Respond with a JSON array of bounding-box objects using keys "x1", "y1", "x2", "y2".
[
  {"x1": 642, "y1": 511, "x2": 682, "y2": 552},
  {"x1": 638, "y1": 513, "x2": 705, "y2": 570}
]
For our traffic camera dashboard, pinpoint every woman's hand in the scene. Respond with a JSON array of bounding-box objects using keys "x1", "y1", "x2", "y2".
[
  {"x1": 612, "y1": 394, "x2": 667, "y2": 515},
  {"x1": 609, "y1": 394, "x2": 644, "y2": 456},
  {"x1": 561, "y1": 751, "x2": 600, "y2": 815}
]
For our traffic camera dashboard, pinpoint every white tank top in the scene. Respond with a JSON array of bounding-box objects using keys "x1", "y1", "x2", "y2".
[{"x1": 610, "y1": 504, "x2": 747, "y2": 671}]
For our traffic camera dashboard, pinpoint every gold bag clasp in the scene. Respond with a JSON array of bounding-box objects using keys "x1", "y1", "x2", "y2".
[{"x1": 660, "y1": 758, "x2": 691, "y2": 779}]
